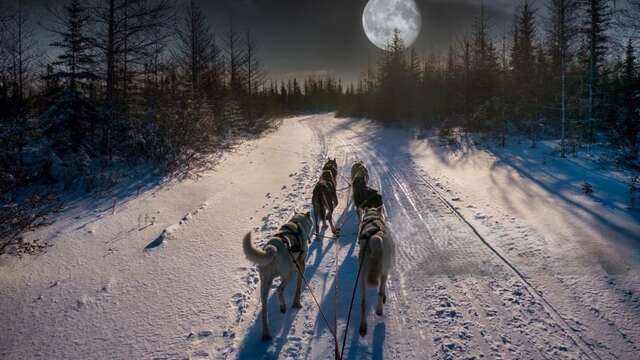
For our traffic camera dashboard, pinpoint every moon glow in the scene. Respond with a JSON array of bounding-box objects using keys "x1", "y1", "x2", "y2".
[{"x1": 363, "y1": 0, "x2": 422, "y2": 50}]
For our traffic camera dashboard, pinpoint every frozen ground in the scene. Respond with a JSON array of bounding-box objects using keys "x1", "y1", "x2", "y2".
[{"x1": 1, "y1": 114, "x2": 639, "y2": 360}]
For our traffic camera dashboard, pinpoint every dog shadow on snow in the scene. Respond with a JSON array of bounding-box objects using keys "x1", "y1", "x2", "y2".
[
  {"x1": 236, "y1": 192, "x2": 388, "y2": 358},
  {"x1": 235, "y1": 224, "x2": 339, "y2": 359},
  {"x1": 304, "y1": 204, "x2": 387, "y2": 360}
]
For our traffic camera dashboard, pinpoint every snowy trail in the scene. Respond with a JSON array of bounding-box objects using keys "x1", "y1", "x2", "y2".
[
  {"x1": 310, "y1": 118, "x2": 589, "y2": 360},
  {"x1": 1, "y1": 114, "x2": 639, "y2": 360},
  {"x1": 0, "y1": 117, "x2": 323, "y2": 360},
  {"x1": 231, "y1": 115, "x2": 638, "y2": 359}
]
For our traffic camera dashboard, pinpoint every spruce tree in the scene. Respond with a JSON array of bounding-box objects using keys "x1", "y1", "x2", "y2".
[
  {"x1": 620, "y1": 39, "x2": 639, "y2": 155},
  {"x1": 175, "y1": 0, "x2": 214, "y2": 93},
  {"x1": 512, "y1": 1, "x2": 537, "y2": 125},
  {"x1": 547, "y1": 0, "x2": 580, "y2": 156},
  {"x1": 49, "y1": 0, "x2": 96, "y2": 93},
  {"x1": 471, "y1": 4, "x2": 499, "y2": 130},
  {"x1": 376, "y1": 29, "x2": 406, "y2": 122},
  {"x1": 581, "y1": 0, "x2": 611, "y2": 145}
]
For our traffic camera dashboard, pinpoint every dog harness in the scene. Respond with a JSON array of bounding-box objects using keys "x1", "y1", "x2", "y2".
[
  {"x1": 354, "y1": 184, "x2": 383, "y2": 210},
  {"x1": 276, "y1": 221, "x2": 304, "y2": 254},
  {"x1": 358, "y1": 210, "x2": 385, "y2": 243}
]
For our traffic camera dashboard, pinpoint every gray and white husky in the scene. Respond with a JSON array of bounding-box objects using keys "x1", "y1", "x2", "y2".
[
  {"x1": 242, "y1": 211, "x2": 314, "y2": 341},
  {"x1": 357, "y1": 206, "x2": 395, "y2": 336}
]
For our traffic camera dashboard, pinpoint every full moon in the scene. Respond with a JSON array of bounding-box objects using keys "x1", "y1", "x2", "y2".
[{"x1": 363, "y1": 0, "x2": 422, "y2": 50}]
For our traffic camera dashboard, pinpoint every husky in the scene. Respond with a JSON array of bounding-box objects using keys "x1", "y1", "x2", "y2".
[
  {"x1": 312, "y1": 159, "x2": 339, "y2": 236},
  {"x1": 351, "y1": 161, "x2": 382, "y2": 218},
  {"x1": 323, "y1": 157, "x2": 338, "y2": 180},
  {"x1": 242, "y1": 211, "x2": 314, "y2": 341},
  {"x1": 352, "y1": 161, "x2": 370, "y2": 211},
  {"x1": 357, "y1": 206, "x2": 394, "y2": 337},
  {"x1": 351, "y1": 161, "x2": 369, "y2": 186}
]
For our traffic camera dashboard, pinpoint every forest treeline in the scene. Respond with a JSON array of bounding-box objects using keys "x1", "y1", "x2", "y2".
[
  {"x1": 0, "y1": 0, "x2": 296, "y2": 194},
  {"x1": 330, "y1": 1, "x2": 638, "y2": 162},
  {"x1": 336, "y1": 0, "x2": 640, "y2": 161},
  {"x1": 2, "y1": 0, "x2": 640, "y2": 196}
]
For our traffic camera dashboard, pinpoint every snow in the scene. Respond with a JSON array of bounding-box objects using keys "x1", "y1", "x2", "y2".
[{"x1": 1, "y1": 114, "x2": 639, "y2": 360}]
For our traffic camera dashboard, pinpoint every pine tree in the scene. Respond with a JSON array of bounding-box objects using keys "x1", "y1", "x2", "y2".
[
  {"x1": 376, "y1": 29, "x2": 407, "y2": 122},
  {"x1": 3, "y1": 0, "x2": 38, "y2": 170},
  {"x1": 49, "y1": 0, "x2": 96, "y2": 93},
  {"x1": 512, "y1": 1, "x2": 538, "y2": 126},
  {"x1": 619, "y1": 39, "x2": 639, "y2": 155},
  {"x1": 408, "y1": 47, "x2": 422, "y2": 121},
  {"x1": 243, "y1": 29, "x2": 266, "y2": 126},
  {"x1": 225, "y1": 18, "x2": 246, "y2": 100},
  {"x1": 92, "y1": 0, "x2": 173, "y2": 160},
  {"x1": 44, "y1": 0, "x2": 101, "y2": 149},
  {"x1": 471, "y1": 4, "x2": 500, "y2": 130},
  {"x1": 175, "y1": 0, "x2": 214, "y2": 93},
  {"x1": 462, "y1": 38, "x2": 472, "y2": 125},
  {"x1": 547, "y1": 0, "x2": 580, "y2": 156},
  {"x1": 581, "y1": 0, "x2": 611, "y2": 145}
]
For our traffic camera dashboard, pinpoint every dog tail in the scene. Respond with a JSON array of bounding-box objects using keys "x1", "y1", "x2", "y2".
[
  {"x1": 366, "y1": 234, "x2": 384, "y2": 286},
  {"x1": 242, "y1": 232, "x2": 276, "y2": 266}
]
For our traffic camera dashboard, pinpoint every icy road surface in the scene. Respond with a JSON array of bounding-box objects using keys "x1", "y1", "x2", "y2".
[{"x1": 1, "y1": 114, "x2": 639, "y2": 360}]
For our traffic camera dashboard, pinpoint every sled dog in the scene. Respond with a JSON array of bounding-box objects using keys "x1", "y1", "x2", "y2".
[
  {"x1": 351, "y1": 160, "x2": 369, "y2": 186},
  {"x1": 312, "y1": 159, "x2": 339, "y2": 236},
  {"x1": 358, "y1": 206, "x2": 395, "y2": 336},
  {"x1": 242, "y1": 211, "x2": 313, "y2": 341},
  {"x1": 351, "y1": 161, "x2": 383, "y2": 217}
]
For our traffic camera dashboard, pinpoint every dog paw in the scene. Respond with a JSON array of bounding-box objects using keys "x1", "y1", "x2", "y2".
[
  {"x1": 292, "y1": 301, "x2": 302, "y2": 309},
  {"x1": 359, "y1": 324, "x2": 367, "y2": 337}
]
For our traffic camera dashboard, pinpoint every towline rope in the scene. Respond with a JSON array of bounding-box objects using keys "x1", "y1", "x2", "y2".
[
  {"x1": 340, "y1": 236, "x2": 369, "y2": 358},
  {"x1": 287, "y1": 251, "x2": 342, "y2": 359}
]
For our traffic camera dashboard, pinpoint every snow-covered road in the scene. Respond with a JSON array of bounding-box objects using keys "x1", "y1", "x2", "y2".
[{"x1": 1, "y1": 114, "x2": 639, "y2": 360}]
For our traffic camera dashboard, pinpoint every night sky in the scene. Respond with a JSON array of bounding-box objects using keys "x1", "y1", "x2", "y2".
[
  {"x1": 200, "y1": 0, "x2": 514, "y2": 82},
  {"x1": 23, "y1": 0, "x2": 516, "y2": 83}
]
